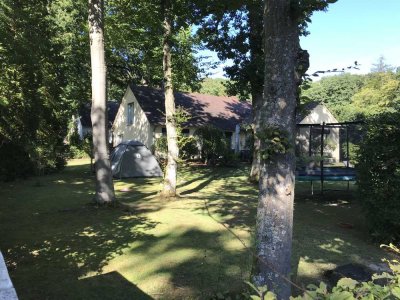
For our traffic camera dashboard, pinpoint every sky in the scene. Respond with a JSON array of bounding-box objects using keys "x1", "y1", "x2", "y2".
[{"x1": 207, "y1": 0, "x2": 400, "y2": 78}]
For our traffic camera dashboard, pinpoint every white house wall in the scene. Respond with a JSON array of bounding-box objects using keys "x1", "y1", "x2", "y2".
[
  {"x1": 112, "y1": 87, "x2": 153, "y2": 148},
  {"x1": 298, "y1": 104, "x2": 340, "y2": 162}
]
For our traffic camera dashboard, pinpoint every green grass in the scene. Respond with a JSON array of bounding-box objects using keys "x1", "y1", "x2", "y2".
[{"x1": 0, "y1": 159, "x2": 388, "y2": 299}]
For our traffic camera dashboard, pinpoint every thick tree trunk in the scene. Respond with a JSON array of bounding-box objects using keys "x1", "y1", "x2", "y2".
[
  {"x1": 88, "y1": 0, "x2": 115, "y2": 204},
  {"x1": 161, "y1": 0, "x2": 179, "y2": 197},
  {"x1": 248, "y1": 0, "x2": 264, "y2": 183},
  {"x1": 249, "y1": 94, "x2": 262, "y2": 183},
  {"x1": 253, "y1": 0, "x2": 299, "y2": 298}
]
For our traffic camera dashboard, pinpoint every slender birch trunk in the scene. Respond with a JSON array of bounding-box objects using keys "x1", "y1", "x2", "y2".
[
  {"x1": 161, "y1": 0, "x2": 179, "y2": 197},
  {"x1": 253, "y1": 0, "x2": 299, "y2": 298},
  {"x1": 88, "y1": 0, "x2": 115, "y2": 204}
]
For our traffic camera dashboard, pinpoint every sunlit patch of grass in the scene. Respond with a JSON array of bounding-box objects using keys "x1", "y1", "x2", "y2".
[{"x1": 0, "y1": 159, "x2": 390, "y2": 299}]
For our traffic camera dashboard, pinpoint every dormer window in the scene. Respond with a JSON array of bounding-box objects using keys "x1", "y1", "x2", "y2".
[{"x1": 127, "y1": 102, "x2": 134, "y2": 126}]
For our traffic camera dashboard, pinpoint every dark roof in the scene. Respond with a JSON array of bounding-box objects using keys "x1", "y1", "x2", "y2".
[
  {"x1": 79, "y1": 101, "x2": 120, "y2": 128},
  {"x1": 130, "y1": 85, "x2": 252, "y2": 131},
  {"x1": 296, "y1": 101, "x2": 322, "y2": 123}
]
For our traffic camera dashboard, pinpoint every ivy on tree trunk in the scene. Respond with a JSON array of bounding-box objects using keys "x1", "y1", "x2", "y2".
[{"x1": 88, "y1": 0, "x2": 115, "y2": 204}]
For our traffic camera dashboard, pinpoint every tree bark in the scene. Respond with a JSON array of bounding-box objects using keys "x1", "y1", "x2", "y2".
[
  {"x1": 161, "y1": 0, "x2": 179, "y2": 197},
  {"x1": 253, "y1": 0, "x2": 299, "y2": 298},
  {"x1": 247, "y1": 0, "x2": 264, "y2": 183},
  {"x1": 249, "y1": 93, "x2": 262, "y2": 183},
  {"x1": 88, "y1": 0, "x2": 115, "y2": 204}
]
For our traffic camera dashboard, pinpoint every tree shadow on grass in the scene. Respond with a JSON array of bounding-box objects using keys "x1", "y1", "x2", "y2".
[
  {"x1": 123, "y1": 228, "x2": 252, "y2": 299},
  {"x1": 77, "y1": 271, "x2": 153, "y2": 300},
  {"x1": 3, "y1": 205, "x2": 158, "y2": 300},
  {"x1": 175, "y1": 166, "x2": 386, "y2": 297},
  {"x1": 178, "y1": 166, "x2": 258, "y2": 230},
  {"x1": 290, "y1": 185, "x2": 388, "y2": 294}
]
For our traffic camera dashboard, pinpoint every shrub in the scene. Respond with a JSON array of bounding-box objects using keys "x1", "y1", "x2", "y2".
[
  {"x1": 357, "y1": 112, "x2": 400, "y2": 242},
  {"x1": 246, "y1": 244, "x2": 400, "y2": 300},
  {"x1": 0, "y1": 142, "x2": 34, "y2": 181},
  {"x1": 153, "y1": 136, "x2": 168, "y2": 159},
  {"x1": 179, "y1": 136, "x2": 198, "y2": 159},
  {"x1": 194, "y1": 125, "x2": 232, "y2": 165}
]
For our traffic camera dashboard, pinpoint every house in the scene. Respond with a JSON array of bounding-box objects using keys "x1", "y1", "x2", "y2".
[
  {"x1": 111, "y1": 85, "x2": 252, "y2": 151},
  {"x1": 74, "y1": 101, "x2": 119, "y2": 142},
  {"x1": 296, "y1": 102, "x2": 340, "y2": 162},
  {"x1": 112, "y1": 85, "x2": 341, "y2": 162}
]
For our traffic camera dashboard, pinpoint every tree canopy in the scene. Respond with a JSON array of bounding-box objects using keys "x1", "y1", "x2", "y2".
[
  {"x1": 0, "y1": 0, "x2": 205, "y2": 180},
  {"x1": 301, "y1": 67, "x2": 400, "y2": 122}
]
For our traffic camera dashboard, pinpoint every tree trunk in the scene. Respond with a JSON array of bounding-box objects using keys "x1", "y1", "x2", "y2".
[
  {"x1": 248, "y1": 0, "x2": 264, "y2": 183},
  {"x1": 253, "y1": 0, "x2": 299, "y2": 298},
  {"x1": 88, "y1": 0, "x2": 115, "y2": 204},
  {"x1": 249, "y1": 93, "x2": 262, "y2": 183},
  {"x1": 161, "y1": 0, "x2": 179, "y2": 197}
]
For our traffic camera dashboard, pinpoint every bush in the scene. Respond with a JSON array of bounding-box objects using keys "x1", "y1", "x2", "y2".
[
  {"x1": 153, "y1": 136, "x2": 168, "y2": 159},
  {"x1": 154, "y1": 135, "x2": 199, "y2": 161},
  {"x1": 246, "y1": 244, "x2": 400, "y2": 300},
  {"x1": 0, "y1": 142, "x2": 34, "y2": 181},
  {"x1": 194, "y1": 125, "x2": 233, "y2": 165},
  {"x1": 179, "y1": 136, "x2": 198, "y2": 159},
  {"x1": 357, "y1": 112, "x2": 400, "y2": 242}
]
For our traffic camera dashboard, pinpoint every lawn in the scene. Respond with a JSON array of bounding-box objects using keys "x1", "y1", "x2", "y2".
[{"x1": 0, "y1": 159, "x2": 389, "y2": 299}]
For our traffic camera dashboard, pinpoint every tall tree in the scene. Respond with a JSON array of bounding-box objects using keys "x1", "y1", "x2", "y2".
[
  {"x1": 105, "y1": 0, "x2": 204, "y2": 101},
  {"x1": 161, "y1": 0, "x2": 179, "y2": 196},
  {"x1": 196, "y1": 0, "x2": 264, "y2": 182},
  {"x1": 371, "y1": 55, "x2": 394, "y2": 73},
  {"x1": 88, "y1": 0, "x2": 115, "y2": 204},
  {"x1": 0, "y1": 0, "x2": 73, "y2": 179},
  {"x1": 301, "y1": 73, "x2": 365, "y2": 121},
  {"x1": 254, "y1": 0, "x2": 335, "y2": 297}
]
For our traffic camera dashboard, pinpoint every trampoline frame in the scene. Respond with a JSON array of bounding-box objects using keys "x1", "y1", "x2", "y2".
[{"x1": 296, "y1": 121, "x2": 362, "y2": 194}]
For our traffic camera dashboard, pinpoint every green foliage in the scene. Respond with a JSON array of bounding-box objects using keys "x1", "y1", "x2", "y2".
[
  {"x1": 0, "y1": 0, "x2": 74, "y2": 179},
  {"x1": 199, "y1": 78, "x2": 229, "y2": 96},
  {"x1": 154, "y1": 136, "x2": 168, "y2": 157},
  {"x1": 301, "y1": 70, "x2": 400, "y2": 122},
  {"x1": 301, "y1": 73, "x2": 365, "y2": 121},
  {"x1": 351, "y1": 72, "x2": 400, "y2": 117},
  {"x1": 105, "y1": 0, "x2": 204, "y2": 96},
  {"x1": 340, "y1": 142, "x2": 359, "y2": 166},
  {"x1": 0, "y1": 142, "x2": 34, "y2": 181},
  {"x1": 357, "y1": 112, "x2": 400, "y2": 242},
  {"x1": 194, "y1": 125, "x2": 232, "y2": 164},
  {"x1": 196, "y1": 1, "x2": 264, "y2": 101},
  {"x1": 154, "y1": 107, "x2": 198, "y2": 160},
  {"x1": 246, "y1": 244, "x2": 400, "y2": 300},
  {"x1": 256, "y1": 127, "x2": 291, "y2": 161},
  {"x1": 179, "y1": 136, "x2": 198, "y2": 159}
]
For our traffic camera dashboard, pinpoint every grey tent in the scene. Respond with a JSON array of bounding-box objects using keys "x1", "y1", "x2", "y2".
[{"x1": 110, "y1": 140, "x2": 163, "y2": 178}]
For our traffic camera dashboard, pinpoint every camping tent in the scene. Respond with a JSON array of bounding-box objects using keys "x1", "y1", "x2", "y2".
[{"x1": 110, "y1": 140, "x2": 163, "y2": 178}]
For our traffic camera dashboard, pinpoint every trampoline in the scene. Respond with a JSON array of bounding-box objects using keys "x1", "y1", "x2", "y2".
[
  {"x1": 296, "y1": 167, "x2": 356, "y2": 194},
  {"x1": 296, "y1": 121, "x2": 362, "y2": 194}
]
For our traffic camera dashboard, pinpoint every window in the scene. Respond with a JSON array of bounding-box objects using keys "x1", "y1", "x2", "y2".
[
  {"x1": 161, "y1": 127, "x2": 167, "y2": 136},
  {"x1": 127, "y1": 103, "x2": 134, "y2": 126}
]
